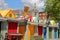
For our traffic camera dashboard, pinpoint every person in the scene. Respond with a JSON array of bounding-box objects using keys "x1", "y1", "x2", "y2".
[
  {"x1": 46, "y1": 13, "x2": 49, "y2": 20},
  {"x1": 46, "y1": 20, "x2": 50, "y2": 26}
]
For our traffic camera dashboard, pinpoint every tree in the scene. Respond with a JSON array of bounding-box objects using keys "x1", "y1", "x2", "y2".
[{"x1": 45, "y1": 0, "x2": 60, "y2": 22}]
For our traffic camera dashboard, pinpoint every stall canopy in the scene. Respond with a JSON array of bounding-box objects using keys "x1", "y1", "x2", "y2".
[{"x1": 0, "y1": 9, "x2": 16, "y2": 18}]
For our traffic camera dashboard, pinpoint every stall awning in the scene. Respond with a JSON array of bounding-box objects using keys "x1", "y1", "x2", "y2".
[
  {"x1": 7, "y1": 18, "x2": 18, "y2": 22},
  {"x1": 0, "y1": 17, "x2": 7, "y2": 21},
  {"x1": 7, "y1": 18, "x2": 27, "y2": 25}
]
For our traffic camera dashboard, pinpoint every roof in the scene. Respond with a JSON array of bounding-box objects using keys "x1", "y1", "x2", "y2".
[{"x1": 0, "y1": 9, "x2": 12, "y2": 17}]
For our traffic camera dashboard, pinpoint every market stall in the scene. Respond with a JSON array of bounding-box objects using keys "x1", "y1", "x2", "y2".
[
  {"x1": 0, "y1": 17, "x2": 7, "y2": 40},
  {"x1": 18, "y1": 19, "x2": 27, "y2": 40}
]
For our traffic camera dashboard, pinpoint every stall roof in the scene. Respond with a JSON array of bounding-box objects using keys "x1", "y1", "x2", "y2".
[
  {"x1": 0, "y1": 10, "x2": 10, "y2": 17},
  {"x1": 0, "y1": 9, "x2": 16, "y2": 18},
  {"x1": 0, "y1": 17, "x2": 26, "y2": 22}
]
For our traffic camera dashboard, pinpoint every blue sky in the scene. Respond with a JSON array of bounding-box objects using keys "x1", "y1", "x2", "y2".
[
  {"x1": 5, "y1": 0, "x2": 45, "y2": 11},
  {"x1": 5, "y1": 0, "x2": 24, "y2": 10}
]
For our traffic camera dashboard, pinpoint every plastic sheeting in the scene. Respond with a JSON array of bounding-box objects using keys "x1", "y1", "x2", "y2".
[
  {"x1": 43, "y1": 27, "x2": 47, "y2": 39},
  {"x1": 8, "y1": 22, "x2": 17, "y2": 33},
  {"x1": 28, "y1": 24, "x2": 34, "y2": 36},
  {"x1": 38, "y1": 26, "x2": 42, "y2": 36},
  {"x1": 19, "y1": 25, "x2": 26, "y2": 34},
  {"x1": 32, "y1": 17, "x2": 39, "y2": 23},
  {"x1": 54, "y1": 28, "x2": 58, "y2": 38}
]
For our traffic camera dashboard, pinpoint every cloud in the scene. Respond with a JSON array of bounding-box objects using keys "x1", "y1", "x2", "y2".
[
  {"x1": 0, "y1": 0, "x2": 8, "y2": 10},
  {"x1": 22, "y1": 0, "x2": 39, "y2": 4},
  {"x1": 37, "y1": 1, "x2": 44, "y2": 7},
  {"x1": 22, "y1": 0, "x2": 45, "y2": 11}
]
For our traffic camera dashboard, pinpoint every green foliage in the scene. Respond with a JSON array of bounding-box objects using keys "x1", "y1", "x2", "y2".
[{"x1": 45, "y1": 0, "x2": 60, "y2": 22}]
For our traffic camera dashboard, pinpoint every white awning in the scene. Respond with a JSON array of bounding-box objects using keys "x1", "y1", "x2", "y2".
[{"x1": 0, "y1": 17, "x2": 7, "y2": 21}]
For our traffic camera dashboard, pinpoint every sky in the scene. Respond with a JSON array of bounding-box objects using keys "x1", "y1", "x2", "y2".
[
  {"x1": 5, "y1": 0, "x2": 24, "y2": 10},
  {"x1": 1, "y1": 0, "x2": 45, "y2": 11}
]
